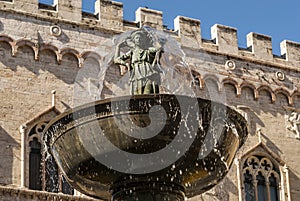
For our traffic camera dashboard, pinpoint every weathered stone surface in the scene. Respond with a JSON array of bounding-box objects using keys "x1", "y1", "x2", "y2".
[{"x1": 0, "y1": 0, "x2": 300, "y2": 201}]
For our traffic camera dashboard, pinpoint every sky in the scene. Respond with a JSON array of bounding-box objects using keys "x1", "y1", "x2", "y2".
[{"x1": 40, "y1": 0, "x2": 300, "y2": 55}]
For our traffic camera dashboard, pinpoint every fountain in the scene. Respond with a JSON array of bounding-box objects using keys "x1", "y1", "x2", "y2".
[{"x1": 44, "y1": 27, "x2": 248, "y2": 201}]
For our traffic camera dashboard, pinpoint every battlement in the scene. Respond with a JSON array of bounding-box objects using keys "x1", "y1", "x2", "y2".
[{"x1": 0, "y1": 0, "x2": 300, "y2": 70}]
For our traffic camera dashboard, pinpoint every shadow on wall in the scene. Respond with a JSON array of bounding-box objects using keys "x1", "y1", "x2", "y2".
[
  {"x1": 261, "y1": 133, "x2": 282, "y2": 156},
  {"x1": 0, "y1": 126, "x2": 18, "y2": 185},
  {"x1": 0, "y1": 42, "x2": 80, "y2": 84},
  {"x1": 0, "y1": 41, "x2": 102, "y2": 88},
  {"x1": 288, "y1": 169, "x2": 300, "y2": 200},
  {"x1": 0, "y1": 20, "x2": 3, "y2": 32},
  {"x1": 38, "y1": 31, "x2": 70, "y2": 44},
  {"x1": 247, "y1": 108, "x2": 264, "y2": 136}
]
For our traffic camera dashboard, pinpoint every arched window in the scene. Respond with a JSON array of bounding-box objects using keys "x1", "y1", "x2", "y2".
[
  {"x1": 242, "y1": 156, "x2": 280, "y2": 201},
  {"x1": 28, "y1": 122, "x2": 74, "y2": 195},
  {"x1": 29, "y1": 137, "x2": 42, "y2": 190}
]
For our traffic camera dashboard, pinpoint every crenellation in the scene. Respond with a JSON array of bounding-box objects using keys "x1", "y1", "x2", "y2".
[
  {"x1": 201, "y1": 38, "x2": 218, "y2": 51},
  {"x1": 14, "y1": 0, "x2": 39, "y2": 14},
  {"x1": 0, "y1": 0, "x2": 39, "y2": 14},
  {"x1": 135, "y1": 7, "x2": 163, "y2": 30},
  {"x1": 247, "y1": 32, "x2": 273, "y2": 61},
  {"x1": 123, "y1": 19, "x2": 138, "y2": 31},
  {"x1": 211, "y1": 24, "x2": 238, "y2": 55},
  {"x1": 280, "y1": 40, "x2": 300, "y2": 66},
  {"x1": 54, "y1": 0, "x2": 82, "y2": 22},
  {"x1": 95, "y1": 0, "x2": 123, "y2": 30},
  {"x1": 0, "y1": 0, "x2": 16, "y2": 11},
  {"x1": 174, "y1": 16, "x2": 201, "y2": 49},
  {"x1": 1, "y1": 1, "x2": 300, "y2": 70}
]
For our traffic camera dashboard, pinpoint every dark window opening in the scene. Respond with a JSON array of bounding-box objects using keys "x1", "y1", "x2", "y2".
[
  {"x1": 269, "y1": 174, "x2": 279, "y2": 201},
  {"x1": 29, "y1": 138, "x2": 42, "y2": 190},
  {"x1": 244, "y1": 170, "x2": 255, "y2": 201},
  {"x1": 243, "y1": 155, "x2": 280, "y2": 201},
  {"x1": 28, "y1": 122, "x2": 73, "y2": 195}
]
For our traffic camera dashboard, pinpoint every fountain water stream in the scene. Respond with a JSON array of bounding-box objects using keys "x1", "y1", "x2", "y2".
[{"x1": 44, "y1": 27, "x2": 248, "y2": 201}]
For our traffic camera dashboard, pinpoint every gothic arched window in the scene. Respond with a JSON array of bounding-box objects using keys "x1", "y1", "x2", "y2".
[
  {"x1": 242, "y1": 156, "x2": 280, "y2": 201},
  {"x1": 28, "y1": 122, "x2": 74, "y2": 195}
]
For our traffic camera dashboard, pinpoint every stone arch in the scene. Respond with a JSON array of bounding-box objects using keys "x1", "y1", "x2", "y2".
[
  {"x1": 240, "y1": 82, "x2": 257, "y2": 100},
  {"x1": 274, "y1": 88, "x2": 291, "y2": 106},
  {"x1": 0, "y1": 34, "x2": 14, "y2": 43},
  {"x1": 223, "y1": 82, "x2": 238, "y2": 101},
  {"x1": 59, "y1": 48, "x2": 80, "y2": 67},
  {"x1": 257, "y1": 85, "x2": 275, "y2": 103},
  {"x1": 27, "y1": 121, "x2": 47, "y2": 143},
  {"x1": 40, "y1": 44, "x2": 59, "y2": 63},
  {"x1": 27, "y1": 121, "x2": 48, "y2": 190},
  {"x1": 81, "y1": 51, "x2": 101, "y2": 62},
  {"x1": 222, "y1": 78, "x2": 240, "y2": 96},
  {"x1": 0, "y1": 34, "x2": 14, "y2": 56},
  {"x1": 60, "y1": 47, "x2": 80, "y2": 56},
  {"x1": 74, "y1": 51, "x2": 102, "y2": 104},
  {"x1": 81, "y1": 51, "x2": 102, "y2": 69},
  {"x1": 0, "y1": 36, "x2": 14, "y2": 60},
  {"x1": 21, "y1": 106, "x2": 74, "y2": 194},
  {"x1": 15, "y1": 39, "x2": 39, "y2": 60},
  {"x1": 291, "y1": 91, "x2": 300, "y2": 108},
  {"x1": 203, "y1": 74, "x2": 221, "y2": 92},
  {"x1": 191, "y1": 70, "x2": 204, "y2": 90}
]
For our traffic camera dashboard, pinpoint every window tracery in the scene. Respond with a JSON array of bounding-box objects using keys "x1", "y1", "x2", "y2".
[{"x1": 242, "y1": 156, "x2": 280, "y2": 201}]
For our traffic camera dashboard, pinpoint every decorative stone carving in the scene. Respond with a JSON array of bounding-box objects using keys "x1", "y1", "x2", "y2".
[
  {"x1": 242, "y1": 155, "x2": 280, "y2": 201},
  {"x1": 50, "y1": 25, "x2": 62, "y2": 37},
  {"x1": 286, "y1": 111, "x2": 300, "y2": 139},
  {"x1": 28, "y1": 121, "x2": 48, "y2": 140},
  {"x1": 225, "y1": 60, "x2": 236, "y2": 70},
  {"x1": 275, "y1": 71, "x2": 285, "y2": 81}
]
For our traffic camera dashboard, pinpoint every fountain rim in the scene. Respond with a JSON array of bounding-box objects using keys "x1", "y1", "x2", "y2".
[
  {"x1": 44, "y1": 93, "x2": 248, "y2": 148},
  {"x1": 43, "y1": 94, "x2": 249, "y2": 200}
]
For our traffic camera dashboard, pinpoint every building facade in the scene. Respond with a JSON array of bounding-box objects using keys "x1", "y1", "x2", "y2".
[{"x1": 0, "y1": 0, "x2": 300, "y2": 200}]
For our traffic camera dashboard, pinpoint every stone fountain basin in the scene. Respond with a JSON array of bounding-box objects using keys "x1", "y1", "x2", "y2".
[{"x1": 44, "y1": 94, "x2": 248, "y2": 200}]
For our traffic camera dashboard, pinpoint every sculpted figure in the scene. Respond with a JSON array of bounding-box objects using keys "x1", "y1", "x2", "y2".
[
  {"x1": 287, "y1": 111, "x2": 300, "y2": 139},
  {"x1": 114, "y1": 28, "x2": 163, "y2": 95}
]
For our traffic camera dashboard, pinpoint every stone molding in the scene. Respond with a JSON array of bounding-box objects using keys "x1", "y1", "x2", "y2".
[{"x1": 0, "y1": 185, "x2": 98, "y2": 201}]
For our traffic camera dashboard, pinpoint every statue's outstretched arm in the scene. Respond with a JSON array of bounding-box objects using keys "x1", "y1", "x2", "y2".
[
  {"x1": 114, "y1": 42, "x2": 131, "y2": 75},
  {"x1": 114, "y1": 42, "x2": 131, "y2": 67}
]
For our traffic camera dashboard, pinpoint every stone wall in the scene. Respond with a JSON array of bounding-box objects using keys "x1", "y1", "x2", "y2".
[{"x1": 0, "y1": 0, "x2": 299, "y2": 200}]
